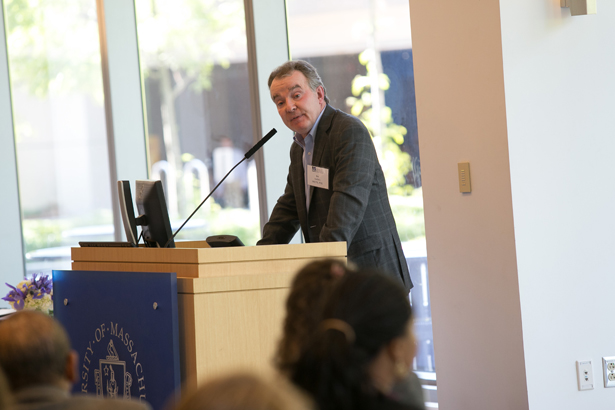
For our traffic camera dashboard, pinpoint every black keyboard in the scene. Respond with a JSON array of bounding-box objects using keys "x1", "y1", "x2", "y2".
[{"x1": 78, "y1": 241, "x2": 136, "y2": 248}]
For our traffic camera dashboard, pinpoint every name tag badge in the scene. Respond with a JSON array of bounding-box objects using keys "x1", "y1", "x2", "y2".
[{"x1": 307, "y1": 166, "x2": 329, "y2": 190}]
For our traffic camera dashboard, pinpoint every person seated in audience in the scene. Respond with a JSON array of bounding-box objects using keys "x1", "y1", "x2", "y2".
[
  {"x1": 275, "y1": 258, "x2": 351, "y2": 374},
  {"x1": 0, "y1": 366, "x2": 13, "y2": 410},
  {"x1": 0, "y1": 310, "x2": 151, "y2": 410},
  {"x1": 173, "y1": 372, "x2": 313, "y2": 410},
  {"x1": 290, "y1": 268, "x2": 423, "y2": 410},
  {"x1": 276, "y1": 260, "x2": 425, "y2": 410}
]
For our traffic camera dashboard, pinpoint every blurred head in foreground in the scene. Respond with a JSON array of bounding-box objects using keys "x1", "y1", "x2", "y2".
[
  {"x1": 291, "y1": 268, "x2": 416, "y2": 410},
  {"x1": 0, "y1": 365, "x2": 13, "y2": 410},
  {"x1": 0, "y1": 310, "x2": 78, "y2": 393},
  {"x1": 174, "y1": 372, "x2": 313, "y2": 410},
  {"x1": 275, "y1": 259, "x2": 352, "y2": 373}
]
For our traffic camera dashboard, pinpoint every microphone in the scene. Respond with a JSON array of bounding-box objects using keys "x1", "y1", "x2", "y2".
[
  {"x1": 244, "y1": 128, "x2": 277, "y2": 159},
  {"x1": 163, "y1": 128, "x2": 277, "y2": 248}
]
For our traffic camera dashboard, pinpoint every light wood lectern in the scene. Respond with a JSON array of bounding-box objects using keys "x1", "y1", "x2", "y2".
[{"x1": 71, "y1": 241, "x2": 346, "y2": 388}]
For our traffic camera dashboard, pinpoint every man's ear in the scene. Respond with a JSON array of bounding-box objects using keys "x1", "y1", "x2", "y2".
[
  {"x1": 65, "y1": 350, "x2": 79, "y2": 384},
  {"x1": 317, "y1": 86, "x2": 325, "y2": 103},
  {"x1": 387, "y1": 336, "x2": 407, "y2": 364},
  {"x1": 386, "y1": 329, "x2": 416, "y2": 368}
]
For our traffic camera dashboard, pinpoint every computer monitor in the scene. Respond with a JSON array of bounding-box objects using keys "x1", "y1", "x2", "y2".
[
  {"x1": 118, "y1": 181, "x2": 138, "y2": 246},
  {"x1": 134, "y1": 180, "x2": 175, "y2": 248}
]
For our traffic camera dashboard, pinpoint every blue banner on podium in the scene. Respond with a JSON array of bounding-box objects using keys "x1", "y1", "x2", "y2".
[{"x1": 53, "y1": 270, "x2": 181, "y2": 410}]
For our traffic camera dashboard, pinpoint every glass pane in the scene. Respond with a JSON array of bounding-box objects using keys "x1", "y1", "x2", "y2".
[
  {"x1": 135, "y1": 0, "x2": 259, "y2": 246},
  {"x1": 286, "y1": 0, "x2": 435, "y2": 402},
  {"x1": 5, "y1": 0, "x2": 113, "y2": 275}
]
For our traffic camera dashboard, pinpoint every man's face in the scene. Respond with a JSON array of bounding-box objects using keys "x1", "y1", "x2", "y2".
[{"x1": 270, "y1": 70, "x2": 326, "y2": 139}]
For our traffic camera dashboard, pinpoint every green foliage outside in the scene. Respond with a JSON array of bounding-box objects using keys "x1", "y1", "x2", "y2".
[
  {"x1": 174, "y1": 208, "x2": 260, "y2": 246},
  {"x1": 345, "y1": 50, "x2": 424, "y2": 243},
  {"x1": 22, "y1": 210, "x2": 114, "y2": 254},
  {"x1": 136, "y1": 0, "x2": 245, "y2": 92},
  {"x1": 208, "y1": 209, "x2": 260, "y2": 246},
  {"x1": 22, "y1": 219, "x2": 66, "y2": 254},
  {"x1": 22, "y1": 208, "x2": 260, "y2": 252},
  {"x1": 175, "y1": 182, "x2": 261, "y2": 246},
  {"x1": 5, "y1": 0, "x2": 103, "y2": 101},
  {"x1": 346, "y1": 49, "x2": 413, "y2": 197},
  {"x1": 136, "y1": 0, "x2": 248, "y2": 223},
  {"x1": 389, "y1": 190, "x2": 425, "y2": 243}
]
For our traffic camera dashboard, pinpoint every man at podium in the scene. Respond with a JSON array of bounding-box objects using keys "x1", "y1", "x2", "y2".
[{"x1": 257, "y1": 60, "x2": 412, "y2": 292}]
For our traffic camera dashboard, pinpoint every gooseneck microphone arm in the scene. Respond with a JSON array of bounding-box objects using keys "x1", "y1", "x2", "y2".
[
  {"x1": 163, "y1": 128, "x2": 277, "y2": 248},
  {"x1": 244, "y1": 128, "x2": 277, "y2": 159}
]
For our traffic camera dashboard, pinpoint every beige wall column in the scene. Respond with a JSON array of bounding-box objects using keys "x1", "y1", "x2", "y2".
[{"x1": 409, "y1": 0, "x2": 527, "y2": 408}]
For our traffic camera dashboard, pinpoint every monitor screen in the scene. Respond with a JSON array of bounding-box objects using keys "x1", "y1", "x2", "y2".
[
  {"x1": 118, "y1": 180, "x2": 138, "y2": 246},
  {"x1": 135, "y1": 180, "x2": 175, "y2": 248}
]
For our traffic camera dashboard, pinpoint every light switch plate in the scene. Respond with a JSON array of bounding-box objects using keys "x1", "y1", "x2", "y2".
[{"x1": 458, "y1": 162, "x2": 471, "y2": 193}]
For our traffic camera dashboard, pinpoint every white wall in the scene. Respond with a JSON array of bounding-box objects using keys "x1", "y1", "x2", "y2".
[
  {"x1": 501, "y1": 1, "x2": 615, "y2": 409},
  {"x1": 410, "y1": 0, "x2": 615, "y2": 409}
]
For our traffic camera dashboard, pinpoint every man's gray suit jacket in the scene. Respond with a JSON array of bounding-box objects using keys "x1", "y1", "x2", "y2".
[
  {"x1": 258, "y1": 105, "x2": 412, "y2": 291},
  {"x1": 11, "y1": 386, "x2": 152, "y2": 410}
]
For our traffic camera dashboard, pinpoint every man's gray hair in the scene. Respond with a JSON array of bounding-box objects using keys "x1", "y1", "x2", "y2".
[
  {"x1": 268, "y1": 60, "x2": 330, "y2": 104},
  {"x1": 0, "y1": 310, "x2": 72, "y2": 391}
]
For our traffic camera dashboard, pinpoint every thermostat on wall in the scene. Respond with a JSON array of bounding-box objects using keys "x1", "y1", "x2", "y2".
[{"x1": 561, "y1": 0, "x2": 597, "y2": 16}]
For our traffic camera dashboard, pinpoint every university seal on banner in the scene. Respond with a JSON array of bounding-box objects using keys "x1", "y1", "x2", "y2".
[
  {"x1": 80, "y1": 322, "x2": 146, "y2": 402},
  {"x1": 94, "y1": 340, "x2": 133, "y2": 399}
]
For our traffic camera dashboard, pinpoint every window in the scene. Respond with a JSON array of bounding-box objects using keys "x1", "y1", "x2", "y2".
[
  {"x1": 5, "y1": 0, "x2": 113, "y2": 274},
  {"x1": 135, "y1": 0, "x2": 260, "y2": 245}
]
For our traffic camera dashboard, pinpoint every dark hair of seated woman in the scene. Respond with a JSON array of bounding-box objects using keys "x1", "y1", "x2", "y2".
[
  {"x1": 290, "y1": 268, "x2": 420, "y2": 410},
  {"x1": 274, "y1": 258, "x2": 351, "y2": 374}
]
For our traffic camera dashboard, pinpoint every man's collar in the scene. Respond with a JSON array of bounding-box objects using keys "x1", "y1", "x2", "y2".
[
  {"x1": 14, "y1": 385, "x2": 70, "y2": 404},
  {"x1": 293, "y1": 134, "x2": 305, "y2": 148},
  {"x1": 310, "y1": 104, "x2": 327, "y2": 136}
]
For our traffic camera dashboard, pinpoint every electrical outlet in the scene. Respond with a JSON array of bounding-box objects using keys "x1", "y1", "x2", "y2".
[
  {"x1": 602, "y1": 357, "x2": 615, "y2": 387},
  {"x1": 577, "y1": 360, "x2": 594, "y2": 391}
]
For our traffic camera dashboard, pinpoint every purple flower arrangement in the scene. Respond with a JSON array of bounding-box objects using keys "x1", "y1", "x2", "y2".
[{"x1": 3, "y1": 273, "x2": 53, "y2": 315}]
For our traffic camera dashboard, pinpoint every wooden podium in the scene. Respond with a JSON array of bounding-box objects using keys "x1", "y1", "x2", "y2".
[{"x1": 71, "y1": 241, "x2": 346, "y2": 388}]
